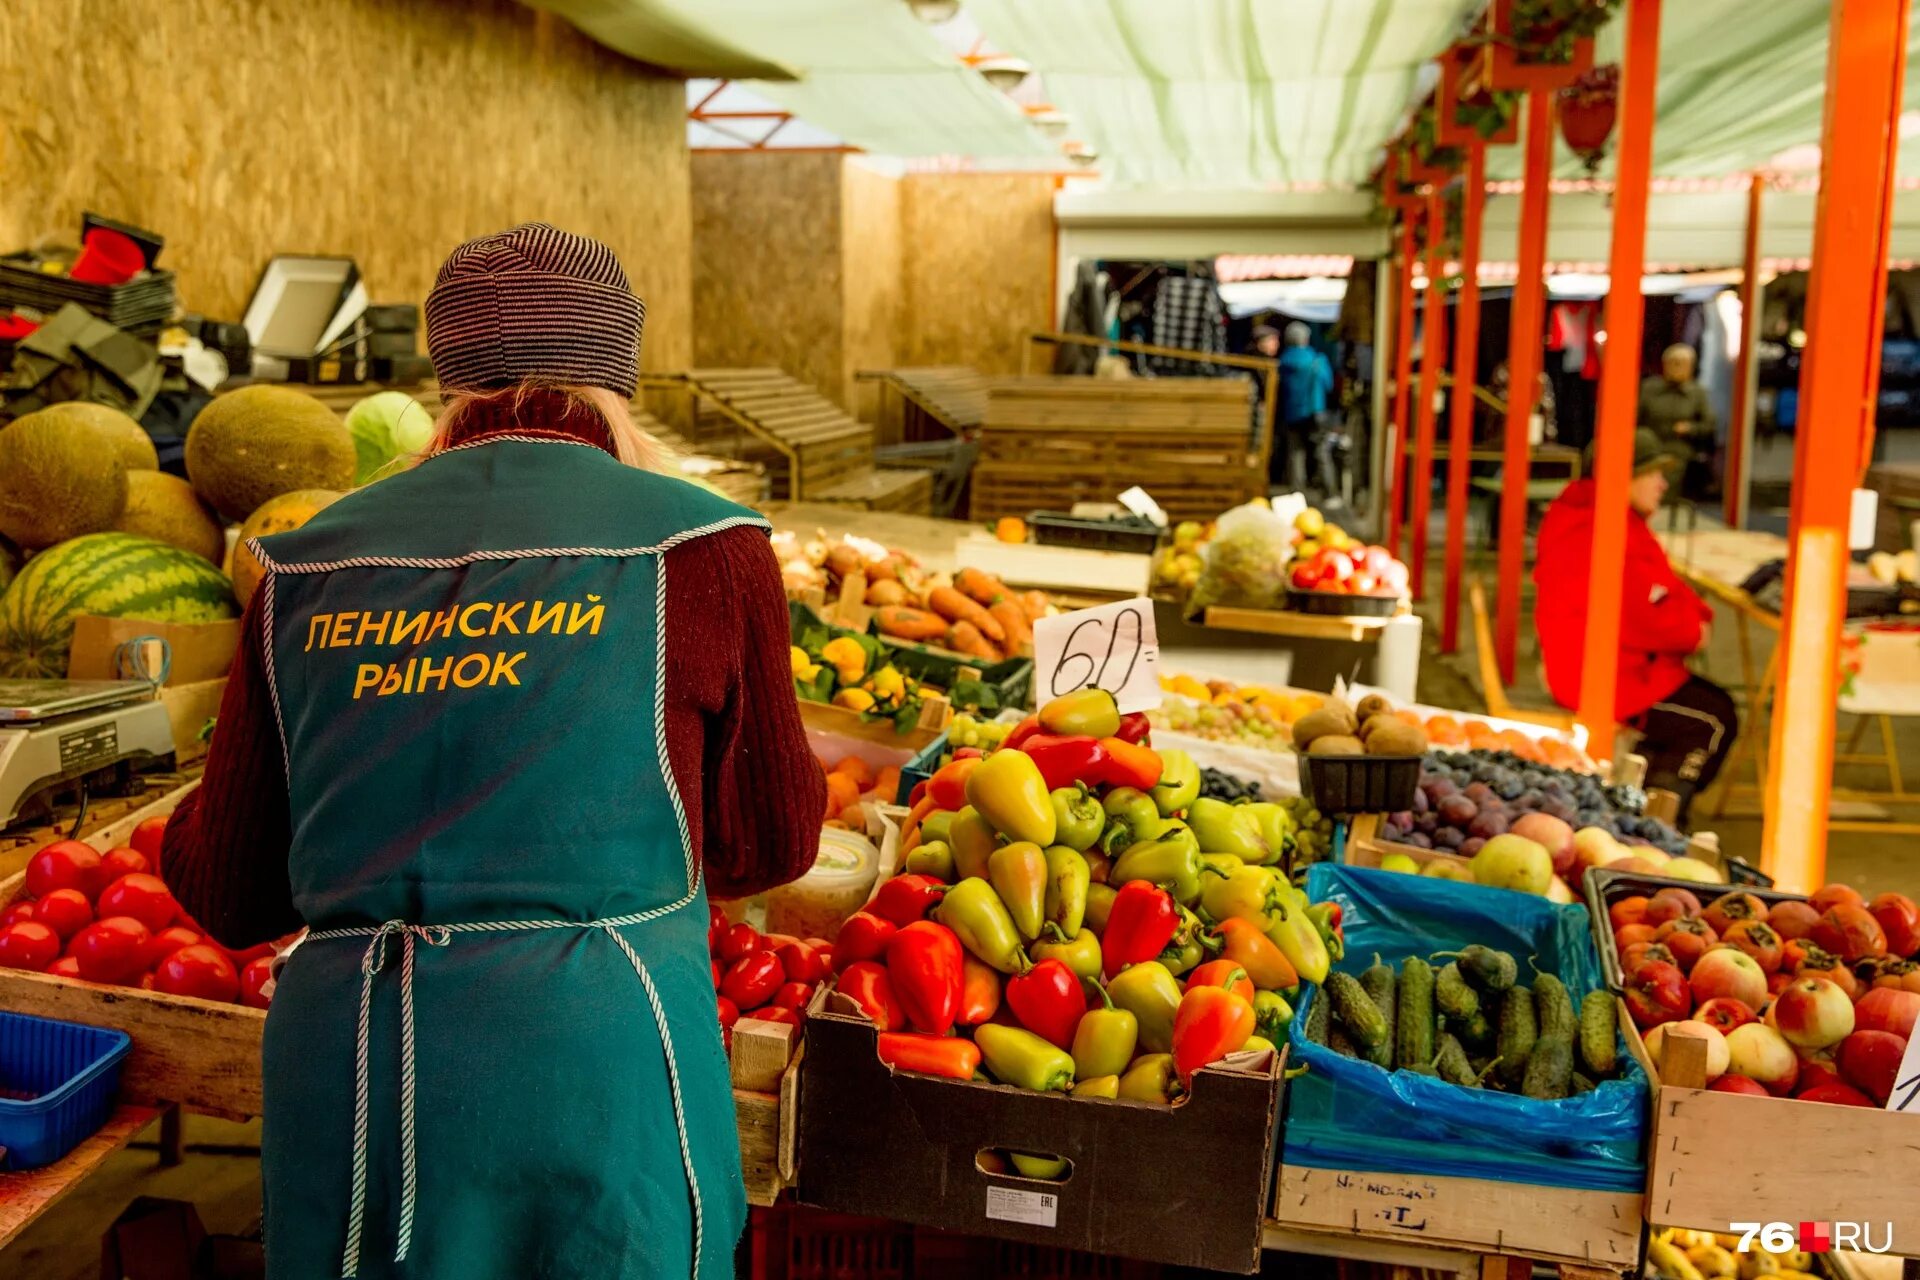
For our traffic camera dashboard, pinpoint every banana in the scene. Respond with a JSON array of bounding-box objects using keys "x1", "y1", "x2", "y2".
[
  {"x1": 1650, "y1": 1236, "x2": 1707, "y2": 1280},
  {"x1": 1686, "y1": 1244, "x2": 1738, "y2": 1278},
  {"x1": 1739, "y1": 1252, "x2": 1782, "y2": 1280}
]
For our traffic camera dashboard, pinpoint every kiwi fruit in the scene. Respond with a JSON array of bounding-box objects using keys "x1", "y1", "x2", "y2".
[
  {"x1": 1307, "y1": 734, "x2": 1366, "y2": 756},
  {"x1": 1291, "y1": 707, "x2": 1350, "y2": 748},
  {"x1": 1354, "y1": 693, "x2": 1393, "y2": 722},
  {"x1": 1362, "y1": 720, "x2": 1429, "y2": 757}
]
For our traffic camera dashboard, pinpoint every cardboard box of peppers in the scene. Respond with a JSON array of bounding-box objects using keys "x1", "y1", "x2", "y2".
[{"x1": 823, "y1": 689, "x2": 1342, "y2": 1110}]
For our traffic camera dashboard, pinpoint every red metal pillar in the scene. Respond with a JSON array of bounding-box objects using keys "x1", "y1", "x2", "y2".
[
  {"x1": 1762, "y1": 0, "x2": 1907, "y2": 890},
  {"x1": 1410, "y1": 192, "x2": 1445, "y2": 598},
  {"x1": 1574, "y1": 0, "x2": 1662, "y2": 756},
  {"x1": 1442, "y1": 143, "x2": 1488, "y2": 652},
  {"x1": 1386, "y1": 215, "x2": 1418, "y2": 552},
  {"x1": 1495, "y1": 91, "x2": 1555, "y2": 684},
  {"x1": 1724, "y1": 174, "x2": 1763, "y2": 529}
]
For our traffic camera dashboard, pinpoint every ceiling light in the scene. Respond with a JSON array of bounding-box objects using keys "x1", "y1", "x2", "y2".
[
  {"x1": 905, "y1": 0, "x2": 961, "y2": 23},
  {"x1": 975, "y1": 56, "x2": 1031, "y2": 94},
  {"x1": 1029, "y1": 109, "x2": 1071, "y2": 139},
  {"x1": 1068, "y1": 147, "x2": 1099, "y2": 168}
]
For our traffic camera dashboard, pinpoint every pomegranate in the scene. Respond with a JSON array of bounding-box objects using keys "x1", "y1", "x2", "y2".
[
  {"x1": 1853, "y1": 986, "x2": 1920, "y2": 1040},
  {"x1": 1810, "y1": 904, "x2": 1887, "y2": 965},
  {"x1": 1766, "y1": 900, "x2": 1821, "y2": 941},
  {"x1": 1720, "y1": 920, "x2": 1784, "y2": 974},
  {"x1": 1653, "y1": 917, "x2": 1717, "y2": 972},
  {"x1": 1702, "y1": 892, "x2": 1769, "y2": 937},
  {"x1": 1836, "y1": 1030, "x2": 1905, "y2": 1104},
  {"x1": 1868, "y1": 892, "x2": 1920, "y2": 958},
  {"x1": 1626, "y1": 960, "x2": 1692, "y2": 1030}
]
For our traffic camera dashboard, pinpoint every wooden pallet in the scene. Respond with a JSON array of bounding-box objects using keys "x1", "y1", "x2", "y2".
[
  {"x1": 970, "y1": 461, "x2": 1257, "y2": 523},
  {"x1": 812, "y1": 468, "x2": 933, "y2": 515},
  {"x1": 856, "y1": 366, "x2": 991, "y2": 443},
  {"x1": 645, "y1": 368, "x2": 875, "y2": 502}
]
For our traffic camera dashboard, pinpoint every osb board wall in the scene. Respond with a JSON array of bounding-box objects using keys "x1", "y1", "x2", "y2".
[
  {"x1": 691, "y1": 152, "x2": 844, "y2": 402},
  {"x1": 840, "y1": 161, "x2": 902, "y2": 410},
  {"x1": 0, "y1": 0, "x2": 693, "y2": 370},
  {"x1": 900, "y1": 174, "x2": 1057, "y2": 375}
]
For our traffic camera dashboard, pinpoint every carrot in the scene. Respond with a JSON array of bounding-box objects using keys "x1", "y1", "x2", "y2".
[
  {"x1": 947, "y1": 621, "x2": 1001, "y2": 660},
  {"x1": 988, "y1": 600, "x2": 1031, "y2": 650},
  {"x1": 877, "y1": 605, "x2": 948, "y2": 641},
  {"x1": 954, "y1": 566, "x2": 1008, "y2": 606},
  {"x1": 1018, "y1": 590, "x2": 1050, "y2": 622},
  {"x1": 928, "y1": 586, "x2": 1006, "y2": 643}
]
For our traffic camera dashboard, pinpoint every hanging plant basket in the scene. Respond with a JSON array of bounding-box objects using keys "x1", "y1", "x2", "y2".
[
  {"x1": 1465, "y1": 0, "x2": 1613, "y2": 93},
  {"x1": 1559, "y1": 64, "x2": 1619, "y2": 172},
  {"x1": 1437, "y1": 45, "x2": 1521, "y2": 147}
]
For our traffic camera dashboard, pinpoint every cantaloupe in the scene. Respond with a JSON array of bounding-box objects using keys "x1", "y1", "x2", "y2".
[
  {"x1": 0, "y1": 408, "x2": 130, "y2": 549},
  {"x1": 37, "y1": 401, "x2": 158, "y2": 472},
  {"x1": 114, "y1": 470, "x2": 226, "y2": 563},
  {"x1": 229, "y1": 489, "x2": 343, "y2": 609},
  {"x1": 187, "y1": 386, "x2": 355, "y2": 522}
]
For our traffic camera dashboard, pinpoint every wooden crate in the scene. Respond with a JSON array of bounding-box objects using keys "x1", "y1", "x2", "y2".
[
  {"x1": 2, "y1": 771, "x2": 198, "y2": 878},
  {"x1": 1344, "y1": 813, "x2": 1473, "y2": 874},
  {"x1": 798, "y1": 694, "x2": 952, "y2": 752},
  {"x1": 731, "y1": 1017, "x2": 803, "y2": 1207},
  {"x1": 814, "y1": 467, "x2": 934, "y2": 516},
  {"x1": 970, "y1": 462, "x2": 1256, "y2": 524}
]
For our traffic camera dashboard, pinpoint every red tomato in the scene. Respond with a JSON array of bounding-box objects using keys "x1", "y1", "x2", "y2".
[
  {"x1": 26, "y1": 841, "x2": 103, "y2": 900},
  {"x1": 775, "y1": 940, "x2": 829, "y2": 984},
  {"x1": 225, "y1": 942, "x2": 275, "y2": 969},
  {"x1": 130, "y1": 817, "x2": 169, "y2": 867},
  {"x1": 1, "y1": 902, "x2": 35, "y2": 928},
  {"x1": 715, "y1": 996, "x2": 740, "y2": 1030},
  {"x1": 753, "y1": 1005, "x2": 803, "y2": 1029},
  {"x1": 69, "y1": 917, "x2": 153, "y2": 983},
  {"x1": 710, "y1": 957, "x2": 723, "y2": 989},
  {"x1": 153, "y1": 944, "x2": 239, "y2": 1002},
  {"x1": 708, "y1": 903, "x2": 727, "y2": 950},
  {"x1": 46, "y1": 955, "x2": 82, "y2": 979},
  {"x1": 813, "y1": 942, "x2": 834, "y2": 971},
  {"x1": 100, "y1": 846, "x2": 151, "y2": 880},
  {"x1": 771, "y1": 981, "x2": 814, "y2": 1011},
  {"x1": 718, "y1": 923, "x2": 764, "y2": 964},
  {"x1": 0, "y1": 921, "x2": 61, "y2": 971},
  {"x1": 760, "y1": 933, "x2": 801, "y2": 951},
  {"x1": 721, "y1": 952, "x2": 784, "y2": 1010},
  {"x1": 96, "y1": 874, "x2": 177, "y2": 933},
  {"x1": 142, "y1": 925, "x2": 203, "y2": 970},
  {"x1": 33, "y1": 888, "x2": 93, "y2": 941},
  {"x1": 239, "y1": 957, "x2": 276, "y2": 1009}
]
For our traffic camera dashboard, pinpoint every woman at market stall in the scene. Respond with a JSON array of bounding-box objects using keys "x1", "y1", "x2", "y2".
[
  {"x1": 1532, "y1": 428, "x2": 1737, "y2": 824},
  {"x1": 161, "y1": 223, "x2": 824, "y2": 1280}
]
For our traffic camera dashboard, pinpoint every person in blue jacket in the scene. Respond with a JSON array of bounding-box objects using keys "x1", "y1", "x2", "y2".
[{"x1": 1272, "y1": 321, "x2": 1333, "y2": 489}]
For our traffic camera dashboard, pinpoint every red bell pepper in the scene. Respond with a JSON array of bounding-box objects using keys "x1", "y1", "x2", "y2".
[
  {"x1": 832, "y1": 912, "x2": 897, "y2": 974},
  {"x1": 1020, "y1": 734, "x2": 1109, "y2": 791},
  {"x1": 1006, "y1": 957, "x2": 1088, "y2": 1049},
  {"x1": 877, "y1": 1031, "x2": 982, "y2": 1080},
  {"x1": 1186, "y1": 959, "x2": 1255, "y2": 1003},
  {"x1": 837, "y1": 961, "x2": 906, "y2": 1032},
  {"x1": 951, "y1": 747, "x2": 984, "y2": 760},
  {"x1": 1170, "y1": 967, "x2": 1255, "y2": 1086},
  {"x1": 868, "y1": 874, "x2": 948, "y2": 928},
  {"x1": 928, "y1": 758, "x2": 980, "y2": 812},
  {"x1": 885, "y1": 920, "x2": 965, "y2": 1035},
  {"x1": 1114, "y1": 711, "x2": 1152, "y2": 745},
  {"x1": 959, "y1": 956, "x2": 1002, "y2": 1025},
  {"x1": 1090, "y1": 737, "x2": 1162, "y2": 791},
  {"x1": 1002, "y1": 714, "x2": 1043, "y2": 751},
  {"x1": 1101, "y1": 881, "x2": 1180, "y2": 979}
]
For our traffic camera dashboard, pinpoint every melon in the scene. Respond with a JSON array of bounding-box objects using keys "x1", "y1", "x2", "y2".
[
  {"x1": 0, "y1": 539, "x2": 17, "y2": 593},
  {"x1": 0, "y1": 408, "x2": 132, "y2": 548},
  {"x1": 0, "y1": 533, "x2": 238, "y2": 678},
  {"x1": 187, "y1": 386, "x2": 355, "y2": 521},
  {"x1": 345, "y1": 391, "x2": 436, "y2": 486},
  {"x1": 229, "y1": 489, "x2": 344, "y2": 609},
  {"x1": 114, "y1": 470, "x2": 225, "y2": 563},
  {"x1": 35, "y1": 401, "x2": 158, "y2": 472}
]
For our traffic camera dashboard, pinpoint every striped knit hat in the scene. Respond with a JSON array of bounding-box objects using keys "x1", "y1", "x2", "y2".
[{"x1": 426, "y1": 223, "x2": 645, "y2": 397}]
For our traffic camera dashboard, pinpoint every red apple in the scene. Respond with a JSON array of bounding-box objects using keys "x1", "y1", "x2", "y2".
[
  {"x1": 1810, "y1": 904, "x2": 1887, "y2": 965},
  {"x1": 1316, "y1": 550, "x2": 1353, "y2": 584},
  {"x1": 1725, "y1": 1023, "x2": 1799, "y2": 1096},
  {"x1": 1867, "y1": 892, "x2": 1920, "y2": 959},
  {"x1": 1692, "y1": 996, "x2": 1757, "y2": 1034},
  {"x1": 1654, "y1": 917, "x2": 1718, "y2": 973},
  {"x1": 1644, "y1": 1020, "x2": 1729, "y2": 1080},
  {"x1": 1702, "y1": 892, "x2": 1769, "y2": 936},
  {"x1": 1796, "y1": 1082, "x2": 1874, "y2": 1107},
  {"x1": 1767, "y1": 971, "x2": 1794, "y2": 996},
  {"x1": 1290, "y1": 563, "x2": 1321, "y2": 590},
  {"x1": 1772, "y1": 976, "x2": 1856, "y2": 1050},
  {"x1": 1626, "y1": 960, "x2": 1692, "y2": 1030},
  {"x1": 1707, "y1": 1074, "x2": 1769, "y2": 1096},
  {"x1": 1808, "y1": 883, "x2": 1865, "y2": 914},
  {"x1": 1836, "y1": 1029, "x2": 1906, "y2": 1104},
  {"x1": 1690, "y1": 946, "x2": 1769, "y2": 1012},
  {"x1": 1794, "y1": 1054, "x2": 1844, "y2": 1094},
  {"x1": 1766, "y1": 900, "x2": 1821, "y2": 941},
  {"x1": 1789, "y1": 943, "x2": 1858, "y2": 998},
  {"x1": 1853, "y1": 986, "x2": 1920, "y2": 1040},
  {"x1": 1720, "y1": 920, "x2": 1784, "y2": 974}
]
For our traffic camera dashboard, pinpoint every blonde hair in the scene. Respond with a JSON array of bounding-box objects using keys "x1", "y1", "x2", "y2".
[{"x1": 426, "y1": 380, "x2": 663, "y2": 470}]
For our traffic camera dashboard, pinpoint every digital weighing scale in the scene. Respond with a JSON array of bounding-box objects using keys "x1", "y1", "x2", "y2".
[{"x1": 0, "y1": 679, "x2": 176, "y2": 827}]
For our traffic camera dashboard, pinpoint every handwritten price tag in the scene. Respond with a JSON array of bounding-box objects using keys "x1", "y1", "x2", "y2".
[
  {"x1": 1889, "y1": 1026, "x2": 1920, "y2": 1113},
  {"x1": 1031, "y1": 598, "x2": 1160, "y2": 714}
]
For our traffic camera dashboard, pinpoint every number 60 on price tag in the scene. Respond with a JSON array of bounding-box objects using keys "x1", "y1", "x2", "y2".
[{"x1": 1030, "y1": 598, "x2": 1161, "y2": 714}]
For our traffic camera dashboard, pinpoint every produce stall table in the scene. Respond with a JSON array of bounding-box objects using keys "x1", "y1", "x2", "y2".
[
  {"x1": 1158, "y1": 604, "x2": 1424, "y2": 703},
  {"x1": 0, "y1": 1104, "x2": 162, "y2": 1250}
]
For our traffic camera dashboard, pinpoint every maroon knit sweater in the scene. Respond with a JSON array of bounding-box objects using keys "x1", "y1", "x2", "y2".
[{"x1": 164, "y1": 395, "x2": 825, "y2": 949}]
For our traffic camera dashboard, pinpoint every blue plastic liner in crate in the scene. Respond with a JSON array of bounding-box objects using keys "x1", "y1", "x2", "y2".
[
  {"x1": 0, "y1": 1010, "x2": 132, "y2": 1170},
  {"x1": 1284, "y1": 863, "x2": 1648, "y2": 1192}
]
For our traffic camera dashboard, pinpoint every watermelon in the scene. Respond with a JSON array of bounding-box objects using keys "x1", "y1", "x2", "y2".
[{"x1": 0, "y1": 533, "x2": 239, "y2": 678}]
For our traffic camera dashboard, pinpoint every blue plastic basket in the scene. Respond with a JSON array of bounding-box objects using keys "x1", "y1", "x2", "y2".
[{"x1": 0, "y1": 1010, "x2": 132, "y2": 1170}]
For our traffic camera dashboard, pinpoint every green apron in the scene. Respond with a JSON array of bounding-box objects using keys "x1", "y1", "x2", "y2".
[{"x1": 251, "y1": 435, "x2": 767, "y2": 1279}]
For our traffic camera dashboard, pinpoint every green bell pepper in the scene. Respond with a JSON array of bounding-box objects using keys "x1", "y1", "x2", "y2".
[
  {"x1": 1253, "y1": 989, "x2": 1294, "y2": 1043},
  {"x1": 1240, "y1": 803, "x2": 1294, "y2": 868},
  {"x1": 1049, "y1": 784, "x2": 1105, "y2": 853},
  {"x1": 1030, "y1": 923, "x2": 1101, "y2": 983},
  {"x1": 936, "y1": 876, "x2": 1029, "y2": 973},
  {"x1": 1198, "y1": 862, "x2": 1286, "y2": 932},
  {"x1": 919, "y1": 809, "x2": 956, "y2": 847},
  {"x1": 950, "y1": 806, "x2": 998, "y2": 882},
  {"x1": 1083, "y1": 882, "x2": 1117, "y2": 935},
  {"x1": 1187, "y1": 797, "x2": 1272, "y2": 863},
  {"x1": 1110, "y1": 829, "x2": 1203, "y2": 906},
  {"x1": 1042, "y1": 844, "x2": 1090, "y2": 937},
  {"x1": 904, "y1": 839, "x2": 955, "y2": 882},
  {"x1": 1116, "y1": 1052, "x2": 1181, "y2": 1103},
  {"x1": 1070, "y1": 982, "x2": 1138, "y2": 1079},
  {"x1": 965, "y1": 748, "x2": 1057, "y2": 846},
  {"x1": 1148, "y1": 749, "x2": 1201, "y2": 817},
  {"x1": 1099, "y1": 787, "x2": 1166, "y2": 854},
  {"x1": 975, "y1": 1023, "x2": 1074, "y2": 1092},
  {"x1": 1107, "y1": 959, "x2": 1181, "y2": 1054}
]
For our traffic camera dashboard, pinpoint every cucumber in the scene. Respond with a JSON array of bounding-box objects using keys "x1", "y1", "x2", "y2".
[
  {"x1": 1534, "y1": 972, "x2": 1575, "y2": 1041},
  {"x1": 1578, "y1": 989, "x2": 1618, "y2": 1078},
  {"x1": 1326, "y1": 971, "x2": 1389, "y2": 1049},
  {"x1": 1435, "y1": 961, "x2": 1480, "y2": 1020},
  {"x1": 1497, "y1": 985, "x2": 1537, "y2": 1085},
  {"x1": 1432, "y1": 1032, "x2": 1475, "y2": 1087},
  {"x1": 1453, "y1": 1008, "x2": 1495, "y2": 1049},
  {"x1": 1304, "y1": 987, "x2": 1329, "y2": 1045},
  {"x1": 1328, "y1": 1025, "x2": 1360, "y2": 1059},
  {"x1": 1359, "y1": 955, "x2": 1398, "y2": 1068},
  {"x1": 1570, "y1": 1070, "x2": 1596, "y2": 1095},
  {"x1": 1521, "y1": 1033, "x2": 1573, "y2": 1099},
  {"x1": 1395, "y1": 956, "x2": 1435, "y2": 1071},
  {"x1": 1438, "y1": 945, "x2": 1517, "y2": 993}
]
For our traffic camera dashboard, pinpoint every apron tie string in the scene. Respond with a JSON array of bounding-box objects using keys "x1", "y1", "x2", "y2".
[{"x1": 342, "y1": 921, "x2": 449, "y2": 1278}]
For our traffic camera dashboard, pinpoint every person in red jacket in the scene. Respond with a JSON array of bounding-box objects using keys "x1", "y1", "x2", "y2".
[{"x1": 1533, "y1": 429, "x2": 1736, "y2": 822}]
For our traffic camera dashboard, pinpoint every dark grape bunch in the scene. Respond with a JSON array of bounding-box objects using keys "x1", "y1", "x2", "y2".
[
  {"x1": 1199, "y1": 767, "x2": 1262, "y2": 803},
  {"x1": 1382, "y1": 750, "x2": 1687, "y2": 856}
]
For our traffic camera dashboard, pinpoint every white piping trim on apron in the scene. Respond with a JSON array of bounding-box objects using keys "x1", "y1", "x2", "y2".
[
  {"x1": 245, "y1": 514, "x2": 772, "y2": 576},
  {"x1": 261, "y1": 571, "x2": 290, "y2": 779}
]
